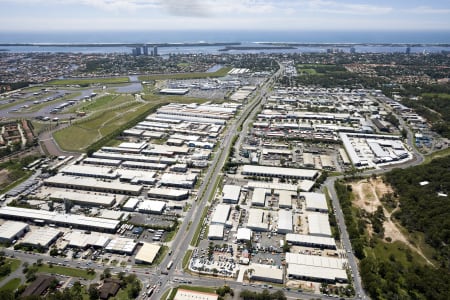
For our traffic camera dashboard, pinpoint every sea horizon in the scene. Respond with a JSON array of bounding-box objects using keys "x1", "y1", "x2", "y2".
[{"x1": 1, "y1": 30, "x2": 450, "y2": 44}]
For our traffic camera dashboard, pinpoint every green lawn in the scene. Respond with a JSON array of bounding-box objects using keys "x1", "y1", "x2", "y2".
[
  {"x1": 139, "y1": 67, "x2": 231, "y2": 81},
  {"x1": 0, "y1": 259, "x2": 22, "y2": 282},
  {"x1": 37, "y1": 264, "x2": 96, "y2": 280},
  {"x1": 177, "y1": 285, "x2": 216, "y2": 293},
  {"x1": 0, "y1": 278, "x2": 21, "y2": 292},
  {"x1": 7, "y1": 259, "x2": 21, "y2": 273},
  {"x1": 112, "y1": 287, "x2": 130, "y2": 300},
  {"x1": 297, "y1": 68, "x2": 318, "y2": 75},
  {"x1": 365, "y1": 239, "x2": 428, "y2": 267},
  {"x1": 47, "y1": 77, "x2": 130, "y2": 85},
  {"x1": 53, "y1": 93, "x2": 207, "y2": 152},
  {"x1": 67, "y1": 94, "x2": 134, "y2": 113},
  {"x1": 423, "y1": 146, "x2": 450, "y2": 163},
  {"x1": 421, "y1": 93, "x2": 450, "y2": 100},
  {"x1": 177, "y1": 63, "x2": 191, "y2": 68},
  {"x1": 182, "y1": 250, "x2": 192, "y2": 270},
  {"x1": 53, "y1": 102, "x2": 143, "y2": 151},
  {"x1": 161, "y1": 288, "x2": 173, "y2": 300},
  {"x1": 190, "y1": 205, "x2": 209, "y2": 246},
  {"x1": 110, "y1": 280, "x2": 141, "y2": 300}
]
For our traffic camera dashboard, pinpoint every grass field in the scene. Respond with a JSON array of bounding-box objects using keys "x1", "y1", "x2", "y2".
[
  {"x1": 7, "y1": 259, "x2": 21, "y2": 273},
  {"x1": 113, "y1": 286, "x2": 132, "y2": 300},
  {"x1": 0, "y1": 278, "x2": 21, "y2": 292},
  {"x1": 190, "y1": 205, "x2": 209, "y2": 247},
  {"x1": 47, "y1": 77, "x2": 130, "y2": 85},
  {"x1": 53, "y1": 92, "x2": 207, "y2": 151},
  {"x1": 421, "y1": 93, "x2": 450, "y2": 100},
  {"x1": 161, "y1": 288, "x2": 173, "y2": 300},
  {"x1": 53, "y1": 102, "x2": 143, "y2": 151},
  {"x1": 0, "y1": 259, "x2": 22, "y2": 282},
  {"x1": 37, "y1": 264, "x2": 96, "y2": 280},
  {"x1": 297, "y1": 68, "x2": 318, "y2": 75},
  {"x1": 177, "y1": 285, "x2": 216, "y2": 293},
  {"x1": 365, "y1": 239, "x2": 429, "y2": 269},
  {"x1": 423, "y1": 146, "x2": 450, "y2": 163},
  {"x1": 138, "y1": 67, "x2": 231, "y2": 81},
  {"x1": 182, "y1": 250, "x2": 192, "y2": 270},
  {"x1": 67, "y1": 94, "x2": 134, "y2": 113}
]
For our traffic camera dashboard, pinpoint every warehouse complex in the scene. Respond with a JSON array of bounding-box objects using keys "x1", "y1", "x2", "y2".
[
  {"x1": 0, "y1": 101, "x2": 246, "y2": 273},
  {"x1": 0, "y1": 82, "x2": 390, "y2": 294}
]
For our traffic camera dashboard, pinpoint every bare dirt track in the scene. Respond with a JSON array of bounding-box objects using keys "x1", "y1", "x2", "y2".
[{"x1": 351, "y1": 177, "x2": 434, "y2": 266}]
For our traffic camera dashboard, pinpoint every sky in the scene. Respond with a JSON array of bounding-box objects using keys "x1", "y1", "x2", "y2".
[{"x1": 0, "y1": 0, "x2": 449, "y2": 32}]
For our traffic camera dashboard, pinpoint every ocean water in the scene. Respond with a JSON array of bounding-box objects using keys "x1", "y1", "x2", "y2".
[{"x1": 0, "y1": 30, "x2": 449, "y2": 54}]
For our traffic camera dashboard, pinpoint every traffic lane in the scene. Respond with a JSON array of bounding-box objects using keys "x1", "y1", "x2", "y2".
[{"x1": 324, "y1": 178, "x2": 365, "y2": 299}]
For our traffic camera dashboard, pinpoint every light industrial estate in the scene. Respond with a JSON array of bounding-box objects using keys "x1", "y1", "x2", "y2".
[{"x1": 0, "y1": 57, "x2": 432, "y2": 300}]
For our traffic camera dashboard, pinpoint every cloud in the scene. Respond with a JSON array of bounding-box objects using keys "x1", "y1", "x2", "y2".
[
  {"x1": 0, "y1": 0, "x2": 393, "y2": 16},
  {"x1": 297, "y1": 0, "x2": 393, "y2": 15},
  {"x1": 407, "y1": 6, "x2": 450, "y2": 15},
  {"x1": 161, "y1": 0, "x2": 211, "y2": 17}
]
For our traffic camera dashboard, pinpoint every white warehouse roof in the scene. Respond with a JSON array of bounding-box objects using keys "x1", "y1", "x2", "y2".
[
  {"x1": 246, "y1": 181, "x2": 298, "y2": 192},
  {"x1": 0, "y1": 221, "x2": 29, "y2": 241},
  {"x1": 211, "y1": 204, "x2": 230, "y2": 225},
  {"x1": 60, "y1": 165, "x2": 118, "y2": 179},
  {"x1": 135, "y1": 243, "x2": 161, "y2": 264},
  {"x1": 48, "y1": 190, "x2": 119, "y2": 207},
  {"x1": 286, "y1": 252, "x2": 344, "y2": 269},
  {"x1": 222, "y1": 185, "x2": 241, "y2": 203},
  {"x1": 105, "y1": 237, "x2": 137, "y2": 254},
  {"x1": 208, "y1": 224, "x2": 224, "y2": 240},
  {"x1": 247, "y1": 209, "x2": 268, "y2": 231},
  {"x1": 147, "y1": 188, "x2": 189, "y2": 199},
  {"x1": 64, "y1": 231, "x2": 110, "y2": 248},
  {"x1": 242, "y1": 165, "x2": 319, "y2": 180},
  {"x1": 0, "y1": 207, "x2": 120, "y2": 232},
  {"x1": 251, "y1": 188, "x2": 268, "y2": 207},
  {"x1": 160, "y1": 173, "x2": 197, "y2": 187},
  {"x1": 236, "y1": 228, "x2": 252, "y2": 241},
  {"x1": 287, "y1": 263, "x2": 348, "y2": 282},
  {"x1": 308, "y1": 213, "x2": 332, "y2": 237},
  {"x1": 277, "y1": 210, "x2": 293, "y2": 233},
  {"x1": 22, "y1": 227, "x2": 61, "y2": 248},
  {"x1": 250, "y1": 263, "x2": 284, "y2": 284},
  {"x1": 137, "y1": 200, "x2": 166, "y2": 214},
  {"x1": 123, "y1": 197, "x2": 140, "y2": 211},
  {"x1": 277, "y1": 190, "x2": 295, "y2": 208},
  {"x1": 44, "y1": 174, "x2": 142, "y2": 195},
  {"x1": 286, "y1": 234, "x2": 336, "y2": 249},
  {"x1": 303, "y1": 192, "x2": 328, "y2": 212}
]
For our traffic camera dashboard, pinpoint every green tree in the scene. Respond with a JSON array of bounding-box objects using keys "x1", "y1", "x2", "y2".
[{"x1": 88, "y1": 283, "x2": 99, "y2": 300}]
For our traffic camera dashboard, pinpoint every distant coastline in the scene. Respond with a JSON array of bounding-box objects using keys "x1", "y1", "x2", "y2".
[
  {"x1": 219, "y1": 45, "x2": 296, "y2": 51},
  {"x1": 0, "y1": 42, "x2": 240, "y2": 48},
  {"x1": 1, "y1": 30, "x2": 449, "y2": 55},
  {"x1": 258, "y1": 42, "x2": 450, "y2": 47}
]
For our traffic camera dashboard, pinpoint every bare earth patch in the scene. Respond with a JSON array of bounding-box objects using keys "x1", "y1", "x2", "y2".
[
  {"x1": 0, "y1": 169, "x2": 10, "y2": 186},
  {"x1": 351, "y1": 178, "x2": 434, "y2": 266}
]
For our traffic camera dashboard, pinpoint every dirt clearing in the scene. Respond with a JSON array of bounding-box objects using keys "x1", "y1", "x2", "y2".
[{"x1": 351, "y1": 177, "x2": 434, "y2": 266}]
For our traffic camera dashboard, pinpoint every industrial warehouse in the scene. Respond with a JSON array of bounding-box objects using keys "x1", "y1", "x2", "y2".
[
  {"x1": 0, "y1": 79, "x2": 414, "y2": 296},
  {"x1": 0, "y1": 102, "x2": 240, "y2": 265}
]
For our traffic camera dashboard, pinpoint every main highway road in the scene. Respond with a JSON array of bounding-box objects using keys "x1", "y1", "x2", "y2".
[{"x1": 150, "y1": 64, "x2": 285, "y2": 299}]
